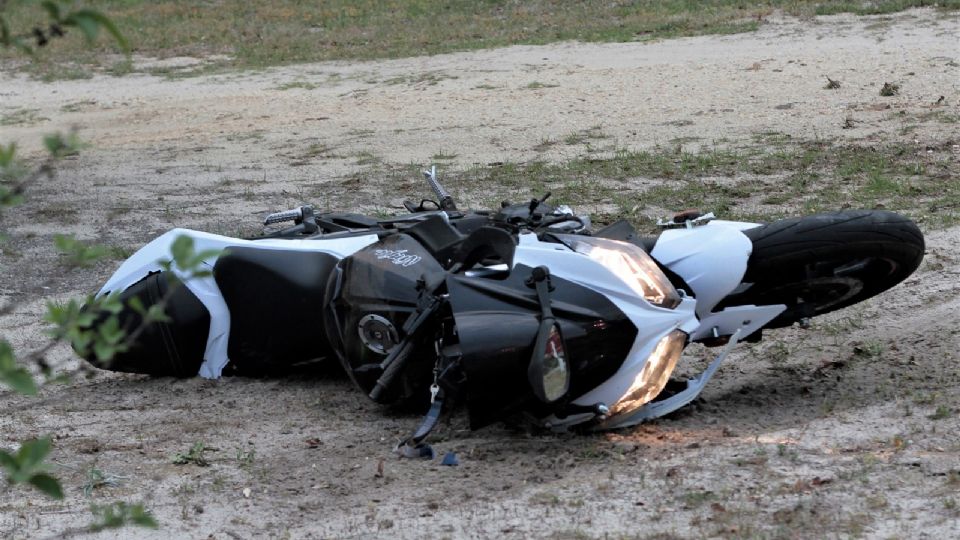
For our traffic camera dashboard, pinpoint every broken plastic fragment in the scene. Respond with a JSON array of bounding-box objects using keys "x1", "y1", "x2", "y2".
[{"x1": 394, "y1": 442, "x2": 434, "y2": 460}]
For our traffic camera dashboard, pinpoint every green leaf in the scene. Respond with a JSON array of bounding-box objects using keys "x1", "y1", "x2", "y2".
[
  {"x1": 65, "y1": 12, "x2": 100, "y2": 42},
  {"x1": 0, "y1": 341, "x2": 37, "y2": 395},
  {"x1": 63, "y1": 9, "x2": 128, "y2": 50},
  {"x1": 0, "y1": 367, "x2": 38, "y2": 396},
  {"x1": 2, "y1": 439, "x2": 54, "y2": 485},
  {"x1": 127, "y1": 296, "x2": 145, "y2": 315},
  {"x1": 75, "y1": 311, "x2": 96, "y2": 328},
  {"x1": 0, "y1": 340, "x2": 16, "y2": 370},
  {"x1": 40, "y1": 1, "x2": 62, "y2": 22},
  {"x1": 0, "y1": 449, "x2": 15, "y2": 470},
  {"x1": 0, "y1": 142, "x2": 16, "y2": 167},
  {"x1": 0, "y1": 16, "x2": 10, "y2": 48},
  {"x1": 28, "y1": 473, "x2": 64, "y2": 499},
  {"x1": 144, "y1": 304, "x2": 171, "y2": 324},
  {"x1": 169, "y1": 235, "x2": 194, "y2": 270},
  {"x1": 99, "y1": 293, "x2": 124, "y2": 315},
  {"x1": 187, "y1": 268, "x2": 212, "y2": 279},
  {"x1": 18, "y1": 438, "x2": 52, "y2": 470},
  {"x1": 97, "y1": 316, "x2": 126, "y2": 345},
  {"x1": 93, "y1": 341, "x2": 116, "y2": 362}
]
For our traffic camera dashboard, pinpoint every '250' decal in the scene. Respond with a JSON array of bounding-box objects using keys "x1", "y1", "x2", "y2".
[{"x1": 373, "y1": 249, "x2": 421, "y2": 267}]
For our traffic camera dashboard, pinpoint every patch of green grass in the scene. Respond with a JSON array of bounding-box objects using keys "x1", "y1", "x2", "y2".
[
  {"x1": 525, "y1": 81, "x2": 559, "y2": 89},
  {"x1": 289, "y1": 142, "x2": 338, "y2": 165},
  {"x1": 355, "y1": 151, "x2": 381, "y2": 166},
  {"x1": 235, "y1": 447, "x2": 256, "y2": 468},
  {"x1": 21, "y1": 61, "x2": 95, "y2": 82},
  {"x1": 275, "y1": 80, "x2": 319, "y2": 91},
  {"x1": 928, "y1": 405, "x2": 953, "y2": 420},
  {"x1": 82, "y1": 467, "x2": 125, "y2": 496},
  {"x1": 853, "y1": 340, "x2": 885, "y2": 358},
  {"x1": 815, "y1": 0, "x2": 960, "y2": 16},
  {"x1": 5, "y1": 1, "x2": 956, "y2": 79},
  {"x1": 360, "y1": 138, "x2": 959, "y2": 230},
  {"x1": 224, "y1": 130, "x2": 267, "y2": 143},
  {"x1": 563, "y1": 125, "x2": 611, "y2": 146},
  {"x1": 106, "y1": 59, "x2": 134, "y2": 76},
  {"x1": 680, "y1": 489, "x2": 716, "y2": 509},
  {"x1": 172, "y1": 441, "x2": 211, "y2": 467},
  {"x1": 0, "y1": 108, "x2": 47, "y2": 126},
  {"x1": 533, "y1": 137, "x2": 558, "y2": 152},
  {"x1": 60, "y1": 100, "x2": 98, "y2": 113},
  {"x1": 380, "y1": 71, "x2": 457, "y2": 86},
  {"x1": 431, "y1": 150, "x2": 458, "y2": 161}
]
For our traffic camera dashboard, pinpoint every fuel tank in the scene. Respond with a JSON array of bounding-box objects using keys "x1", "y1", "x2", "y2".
[{"x1": 324, "y1": 232, "x2": 446, "y2": 403}]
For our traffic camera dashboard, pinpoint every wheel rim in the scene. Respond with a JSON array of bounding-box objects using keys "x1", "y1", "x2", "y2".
[
  {"x1": 762, "y1": 276, "x2": 864, "y2": 312},
  {"x1": 744, "y1": 256, "x2": 903, "y2": 314}
]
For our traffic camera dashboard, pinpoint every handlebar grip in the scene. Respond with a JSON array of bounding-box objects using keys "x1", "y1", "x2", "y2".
[
  {"x1": 423, "y1": 165, "x2": 456, "y2": 211},
  {"x1": 264, "y1": 208, "x2": 303, "y2": 225}
]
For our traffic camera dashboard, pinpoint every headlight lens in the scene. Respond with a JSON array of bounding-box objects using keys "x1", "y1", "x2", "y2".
[
  {"x1": 562, "y1": 236, "x2": 681, "y2": 309},
  {"x1": 608, "y1": 330, "x2": 687, "y2": 416}
]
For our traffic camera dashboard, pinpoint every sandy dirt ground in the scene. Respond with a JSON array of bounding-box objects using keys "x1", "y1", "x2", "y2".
[{"x1": 1, "y1": 7, "x2": 959, "y2": 539}]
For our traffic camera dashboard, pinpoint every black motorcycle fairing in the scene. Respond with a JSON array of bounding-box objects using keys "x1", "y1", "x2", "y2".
[
  {"x1": 450, "y1": 226, "x2": 516, "y2": 275},
  {"x1": 86, "y1": 272, "x2": 209, "y2": 377},
  {"x1": 324, "y1": 233, "x2": 447, "y2": 403},
  {"x1": 446, "y1": 265, "x2": 637, "y2": 429},
  {"x1": 401, "y1": 215, "x2": 464, "y2": 267},
  {"x1": 213, "y1": 247, "x2": 338, "y2": 375}
]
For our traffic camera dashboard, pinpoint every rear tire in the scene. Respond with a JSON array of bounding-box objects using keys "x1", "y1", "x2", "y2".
[{"x1": 718, "y1": 210, "x2": 924, "y2": 328}]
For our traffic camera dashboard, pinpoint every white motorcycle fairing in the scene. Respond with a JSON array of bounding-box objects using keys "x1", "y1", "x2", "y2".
[
  {"x1": 513, "y1": 221, "x2": 785, "y2": 429},
  {"x1": 97, "y1": 228, "x2": 378, "y2": 378},
  {"x1": 510, "y1": 233, "x2": 700, "y2": 427},
  {"x1": 652, "y1": 219, "x2": 785, "y2": 342},
  {"x1": 590, "y1": 220, "x2": 785, "y2": 428}
]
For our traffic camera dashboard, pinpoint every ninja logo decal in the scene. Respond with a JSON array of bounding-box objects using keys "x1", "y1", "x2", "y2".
[{"x1": 373, "y1": 249, "x2": 422, "y2": 267}]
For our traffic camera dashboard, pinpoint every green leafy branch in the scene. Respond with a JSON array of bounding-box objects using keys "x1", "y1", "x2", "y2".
[
  {"x1": 89, "y1": 501, "x2": 158, "y2": 532},
  {"x1": 0, "y1": 132, "x2": 83, "y2": 221},
  {"x1": 0, "y1": 0, "x2": 128, "y2": 54},
  {"x1": 0, "y1": 438, "x2": 63, "y2": 499},
  {"x1": 0, "y1": 4, "x2": 166, "y2": 533},
  {"x1": 48, "y1": 501, "x2": 158, "y2": 538}
]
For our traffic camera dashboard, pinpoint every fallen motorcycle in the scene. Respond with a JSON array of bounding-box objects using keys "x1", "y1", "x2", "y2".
[{"x1": 81, "y1": 167, "x2": 925, "y2": 443}]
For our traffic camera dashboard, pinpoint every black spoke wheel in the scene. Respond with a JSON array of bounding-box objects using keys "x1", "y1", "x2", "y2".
[{"x1": 717, "y1": 210, "x2": 924, "y2": 328}]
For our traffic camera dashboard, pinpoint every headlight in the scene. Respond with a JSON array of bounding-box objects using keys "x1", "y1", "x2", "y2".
[
  {"x1": 608, "y1": 330, "x2": 687, "y2": 416},
  {"x1": 562, "y1": 236, "x2": 681, "y2": 309}
]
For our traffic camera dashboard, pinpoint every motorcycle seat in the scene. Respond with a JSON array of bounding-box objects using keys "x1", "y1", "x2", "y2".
[{"x1": 213, "y1": 247, "x2": 339, "y2": 374}]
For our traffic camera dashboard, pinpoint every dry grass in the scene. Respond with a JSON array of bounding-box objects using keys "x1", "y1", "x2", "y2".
[{"x1": 4, "y1": 0, "x2": 959, "y2": 79}]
